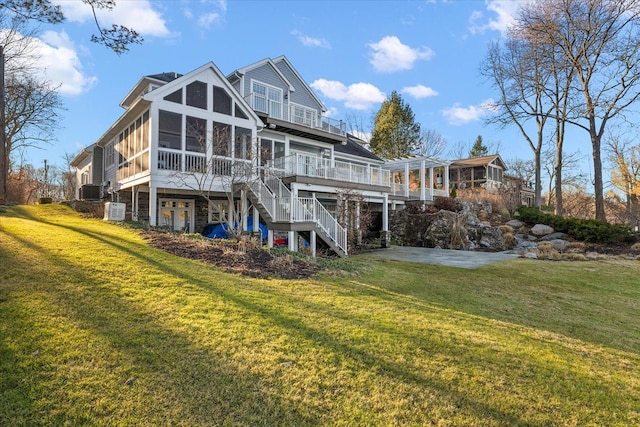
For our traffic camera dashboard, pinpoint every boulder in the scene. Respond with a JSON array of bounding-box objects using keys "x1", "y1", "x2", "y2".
[
  {"x1": 478, "y1": 226, "x2": 505, "y2": 250},
  {"x1": 506, "y1": 219, "x2": 524, "y2": 229},
  {"x1": 531, "y1": 224, "x2": 554, "y2": 236},
  {"x1": 538, "y1": 232, "x2": 569, "y2": 241},
  {"x1": 549, "y1": 239, "x2": 570, "y2": 252}
]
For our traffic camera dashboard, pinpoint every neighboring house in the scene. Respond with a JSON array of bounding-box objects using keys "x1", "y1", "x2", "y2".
[
  {"x1": 503, "y1": 174, "x2": 536, "y2": 207},
  {"x1": 71, "y1": 56, "x2": 450, "y2": 257},
  {"x1": 449, "y1": 154, "x2": 507, "y2": 191}
]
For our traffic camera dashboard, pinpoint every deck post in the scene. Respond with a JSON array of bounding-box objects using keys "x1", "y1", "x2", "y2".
[{"x1": 149, "y1": 185, "x2": 157, "y2": 227}]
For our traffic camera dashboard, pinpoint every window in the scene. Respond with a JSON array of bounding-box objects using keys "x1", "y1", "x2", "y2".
[
  {"x1": 186, "y1": 81, "x2": 207, "y2": 109},
  {"x1": 186, "y1": 116, "x2": 206, "y2": 153},
  {"x1": 251, "y1": 81, "x2": 282, "y2": 119},
  {"x1": 164, "y1": 89, "x2": 182, "y2": 104},
  {"x1": 235, "y1": 127, "x2": 252, "y2": 160},
  {"x1": 260, "y1": 138, "x2": 272, "y2": 166},
  {"x1": 105, "y1": 141, "x2": 115, "y2": 167},
  {"x1": 212, "y1": 122, "x2": 231, "y2": 156},
  {"x1": 235, "y1": 104, "x2": 248, "y2": 119},
  {"x1": 159, "y1": 110, "x2": 182, "y2": 150},
  {"x1": 213, "y1": 86, "x2": 232, "y2": 115},
  {"x1": 291, "y1": 104, "x2": 317, "y2": 127}
]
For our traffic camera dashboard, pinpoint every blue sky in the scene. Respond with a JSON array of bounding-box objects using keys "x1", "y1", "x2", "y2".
[{"x1": 20, "y1": 0, "x2": 540, "y2": 170}]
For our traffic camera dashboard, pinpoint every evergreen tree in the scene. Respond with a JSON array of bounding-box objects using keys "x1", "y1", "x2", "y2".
[
  {"x1": 370, "y1": 91, "x2": 421, "y2": 159},
  {"x1": 469, "y1": 135, "x2": 489, "y2": 157}
]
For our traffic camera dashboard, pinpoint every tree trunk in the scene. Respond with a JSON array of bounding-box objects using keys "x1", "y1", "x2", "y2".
[
  {"x1": 591, "y1": 131, "x2": 606, "y2": 221},
  {"x1": 554, "y1": 122, "x2": 564, "y2": 216},
  {"x1": 534, "y1": 150, "x2": 542, "y2": 207}
]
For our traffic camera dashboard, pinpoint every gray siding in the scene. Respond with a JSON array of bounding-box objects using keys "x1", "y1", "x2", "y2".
[
  {"x1": 275, "y1": 62, "x2": 323, "y2": 111},
  {"x1": 92, "y1": 147, "x2": 104, "y2": 184},
  {"x1": 243, "y1": 63, "x2": 289, "y2": 98}
]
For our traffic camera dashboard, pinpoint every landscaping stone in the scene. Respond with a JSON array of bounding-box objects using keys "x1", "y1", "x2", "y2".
[
  {"x1": 531, "y1": 224, "x2": 554, "y2": 236},
  {"x1": 539, "y1": 232, "x2": 569, "y2": 241},
  {"x1": 549, "y1": 239, "x2": 570, "y2": 252},
  {"x1": 506, "y1": 219, "x2": 524, "y2": 228},
  {"x1": 523, "y1": 252, "x2": 538, "y2": 259}
]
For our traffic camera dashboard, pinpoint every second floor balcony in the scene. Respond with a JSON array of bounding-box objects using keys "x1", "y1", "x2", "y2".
[
  {"x1": 272, "y1": 153, "x2": 390, "y2": 188},
  {"x1": 245, "y1": 92, "x2": 346, "y2": 140}
]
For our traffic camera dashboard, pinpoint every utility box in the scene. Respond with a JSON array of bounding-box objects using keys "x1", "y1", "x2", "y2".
[
  {"x1": 104, "y1": 202, "x2": 126, "y2": 221},
  {"x1": 79, "y1": 184, "x2": 100, "y2": 201}
]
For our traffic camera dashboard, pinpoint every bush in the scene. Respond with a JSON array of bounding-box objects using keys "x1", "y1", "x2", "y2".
[
  {"x1": 38, "y1": 197, "x2": 53, "y2": 204},
  {"x1": 433, "y1": 196, "x2": 459, "y2": 212},
  {"x1": 517, "y1": 206, "x2": 631, "y2": 243}
]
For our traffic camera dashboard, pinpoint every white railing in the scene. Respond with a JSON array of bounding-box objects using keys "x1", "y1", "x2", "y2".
[
  {"x1": 273, "y1": 153, "x2": 391, "y2": 187},
  {"x1": 389, "y1": 184, "x2": 449, "y2": 201},
  {"x1": 248, "y1": 174, "x2": 347, "y2": 255},
  {"x1": 244, "y1": 93, "x2": 345, "y2": 137},
  {"x1": 158, "y1": 150, "x2": 182, "y2": 171}
]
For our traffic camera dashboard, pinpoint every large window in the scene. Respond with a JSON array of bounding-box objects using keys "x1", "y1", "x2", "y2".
[
  {"x1": 251, "y1": 81, "x2": 282, "y2": 119},
  {"x1": 186, "y1": 81, "x2": 207, "y2": 109},
  {"x1": 213, "y1": 85, "x2": 232, "y2": 115},
  {"x1": 235, "y1": 127, "x2": 252, "y2": 160},
  {"x1": 212, "y1": 122, "x2": 231, "y2": 157},
  {"x1": 105, "y1": 141, "x2": 115, "y2": 167},
  {"x1": 159, "y1": 110, "x2": 182, "y2": 150},
  {"x1": 186, "y1": 116, "x2": 206, "y2": 153}
]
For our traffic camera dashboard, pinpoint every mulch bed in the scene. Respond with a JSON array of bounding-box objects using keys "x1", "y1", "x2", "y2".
[{"x1": 141, "y1": 230, "x2": 320, "y2": 279}]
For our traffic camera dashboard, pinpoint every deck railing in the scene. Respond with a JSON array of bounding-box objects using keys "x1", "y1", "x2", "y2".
[{"x1": 273, "y1": 153, "x2": 391, "y2": 187}]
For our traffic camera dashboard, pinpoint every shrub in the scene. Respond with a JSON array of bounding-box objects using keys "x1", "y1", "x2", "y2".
[
  {"x1": 517, "y1": 206, "x2": 631, "y2": 243},
  {"x1": 433, "y1": 196, "x2": 459, "y2": 212},
  {"x1": 38, "y1": 197, "x2": 53, "y2": 204}
]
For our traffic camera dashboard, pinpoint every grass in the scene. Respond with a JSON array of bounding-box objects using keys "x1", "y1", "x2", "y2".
[{"x1": 1, "y1": 204, "x2": 639, "y2": 426}]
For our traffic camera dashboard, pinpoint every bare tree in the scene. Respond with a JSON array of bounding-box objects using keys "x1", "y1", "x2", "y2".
[
  {"x1": 168, "y1": 122, "x2": 260, "y2": 238},
  {"x1": 606, "y1": 134, "x2": 640, "y2": 228},
  {"x1": 416, "y1": 129, "x2": 447, "y2": 158},
  {"x1": 521, "y1": 0, "x2": 640, "y2": 221},
  {"x1": 543, "y1": 148, "x2": 588, "y2": 206},
  {"x1": 335, "y1": 188, "x2": 372, "y2": 249}
]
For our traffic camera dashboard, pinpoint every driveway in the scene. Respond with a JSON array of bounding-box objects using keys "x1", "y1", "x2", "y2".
[{"x1": 366, "y1": 245, "x2": 520, "y2": 269}]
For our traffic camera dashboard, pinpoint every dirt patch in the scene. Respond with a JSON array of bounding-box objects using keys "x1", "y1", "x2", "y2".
[{"x1": 141, "y1": 230, "x2": 320, "y2": 279}]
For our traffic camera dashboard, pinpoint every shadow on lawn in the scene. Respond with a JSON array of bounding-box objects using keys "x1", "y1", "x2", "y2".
[{"x1": 3, "y1": 205, "x2": 637, "y2": 424}]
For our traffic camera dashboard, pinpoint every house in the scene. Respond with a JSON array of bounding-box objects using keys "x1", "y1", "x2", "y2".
[
  {"x1": 71, "y1": 56, "x2": 451, "y2": 257},
  {"x1": 448, "y1": 154, "x2": 507, "y2": 191}
]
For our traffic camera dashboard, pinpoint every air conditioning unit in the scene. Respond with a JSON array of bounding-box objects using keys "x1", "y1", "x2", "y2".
[
  {"x1": 104, "y1": 202, "x2": 126, "y2": 221},
  {"x1": 79, "y1": 184, "x2": 100, "y2": 200}
]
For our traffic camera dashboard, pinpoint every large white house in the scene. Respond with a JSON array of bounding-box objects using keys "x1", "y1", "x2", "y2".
[{"x1": 72, "y1": 56, "x2": 451, "y2": 257}]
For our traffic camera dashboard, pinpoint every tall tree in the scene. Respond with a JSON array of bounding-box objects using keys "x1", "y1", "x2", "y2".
[
  {"x1": 468, "y1": 135, "x2": 488, "y2": 157},
  {"x1": 521, "y1": 0, "x2": 640, "y2": 221},
  {"x1": 369, "y1": 91, "x2": 421, "y2": 159},
  {"x1": 607, "y1": 136, "x2": 640, "y2": 229}
]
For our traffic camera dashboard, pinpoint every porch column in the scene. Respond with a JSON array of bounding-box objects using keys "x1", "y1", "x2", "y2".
[
  {"x1": 288, "y1": 231, "x2": 296, "y2": 252},
  {"x1": 241, "y1": 190, "x2": 248, "y2": 232},
  {"x1": 149, "y1": 185, "x2": 157, "y2": 226},
  {"x1": 252, "y1": 206, "x2": 260, "y2": 233},
  {"x1": 404, "y1": 162, "x2": 410, "y2": 197},
  {"x1": 132, "y1": 186, "x2": 140, "y2": 221},
  {"x1": 382, "y1": 194, "x2": 389, "y2": 248},
  {"x1": 429, "y1": 167, "x2": 434, "y2": 201},
  {"x1": 355, "y1": 201, "x2": 362, "y2": 245},
  {"x1": 420, "y1": 160, "x2": 426, "y2": 201},
  {"x1": 267, "y1": 230, "x2": 274, "y2": 248},
  {"x1": 310, "y1": 230, "x2": 316, "y2": 258},
  {"x1": 444, "y1": 165, "x2": 450, "y2": 194}
]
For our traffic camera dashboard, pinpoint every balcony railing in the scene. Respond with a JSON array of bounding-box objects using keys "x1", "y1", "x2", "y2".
[
  {"x1": 244, "y1": 93, "x2": 346, "y2": 137},
  {"x1": 390, "y1": 183, "x2": 449, "y2": 201},
  {"x1": 272, "y1": 153, "x2": 390, "y2": 187}
]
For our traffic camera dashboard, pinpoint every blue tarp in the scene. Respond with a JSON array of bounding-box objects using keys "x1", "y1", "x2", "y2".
[{"x1": 201, "y1": 216, "x2": 268, "y2": 240}]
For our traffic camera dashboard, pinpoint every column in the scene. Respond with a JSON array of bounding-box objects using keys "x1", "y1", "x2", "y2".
[
  {"x1": 404, "y1": 162, "x2": 410, "y2": 197},
  {"x1": 420, "y1": 160, "x2": 426, "y2": 201},
  {"x1": 310, "y1": 230, "x2": 316, "y2": 258},
  {"x1": 429, "y1": 167, "x2": 435, "y2": 200},
  {"x1": 149, "y1": 186, "x2": 157, "y2": 226},
  {"x1": 382, "y1": 194, "x2": 389, "y2": 248}
]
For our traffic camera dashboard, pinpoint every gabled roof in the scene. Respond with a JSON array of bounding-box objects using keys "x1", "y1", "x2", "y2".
[
  {"x1": 229, "y1": 57, "x2": 296, "y2": 92},
  {"x1": 451, "y1": 154, "x2": 506, "y2": 170},
  {"x1": 334, "y1": 134, "x2": 383, "y2": 163},
  {"x1": 120, "y1": 73, "x2": 182, "y2": 108},
  {"x1": 146, "y1": 72, "x2": 183, "y2": 83},
  {"x1": 141, "y1": 61, "x2": 264, "y2": 128},
  {"x1": 272, "y1": 55, "x2": 327, "y2": 113},
  {"x1": 70, "y1": 143, "x2": 96, "y2": 168}
]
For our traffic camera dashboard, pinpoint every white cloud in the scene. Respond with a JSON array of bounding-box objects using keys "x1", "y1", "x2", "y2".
[
  {"x1": 368, "y1": 36, "x2": 434, "y2": 73},
  {"x1": 310, "y1": 79, "x2": 386, "y2": 110},
  {"x1": 469, "y1": 0, "x2": 522, "y2": 35},
  {"x1": 402, "y1": 84, "x2": 438, "y2": 99},
  {"x1": 442, "y1": 99, "x2": 496, "y2": 125},
  {"x1": 18, "y1": 31, "x2": 98, "y2": 97},
  {"x1": 53, "y1": 0, "x2": 171, "y2": 37},
  {"x1": 198, "y1": 12, "x2": 221, "y2": 29},
  {"x1": 291, "y1": 30, "x2": 331, "y2": 49}
]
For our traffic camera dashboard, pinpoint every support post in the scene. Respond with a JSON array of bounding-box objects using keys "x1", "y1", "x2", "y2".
[
  {"x1": 310, "y1": 229, "x2": 316, "y2": 258},
  {"x1": 149, "y1": 186, "x2": 157, "y2": 226},
  {"x1": 382, "y1": 194, "x2": 389, "y2": 248}
]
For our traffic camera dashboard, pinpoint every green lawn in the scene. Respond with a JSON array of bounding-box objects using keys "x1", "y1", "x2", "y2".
[{"x1": 1, "y1": 204, "x2": 638, "y2": 426}]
